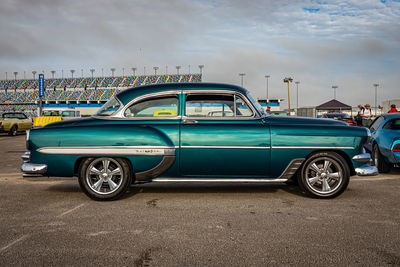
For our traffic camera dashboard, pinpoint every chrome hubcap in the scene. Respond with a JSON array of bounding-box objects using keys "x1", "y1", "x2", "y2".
[
  {"x1": 305, "y1": 157, "x2": 343, "y2": 194},
  {"x1": 86, "y1": 158, "x2": 123, "y2": 195}
]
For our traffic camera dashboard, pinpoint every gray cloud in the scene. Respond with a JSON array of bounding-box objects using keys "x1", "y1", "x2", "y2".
[{"x1": 0, "y1": 0, "x2": 399, "y2": 107}]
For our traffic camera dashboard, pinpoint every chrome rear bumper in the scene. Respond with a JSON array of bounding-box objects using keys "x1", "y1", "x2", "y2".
[
  {"x1": 21, "y1": 162, "x2": 47, "y2": 174},
  {"x1": 21, "y1": 151, "x2": 47, "y2": 175},
  {"x1": 352, "y1": 153, "x2": 378, "y2": 176}
]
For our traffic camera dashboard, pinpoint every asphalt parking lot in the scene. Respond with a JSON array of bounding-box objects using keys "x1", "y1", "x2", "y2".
[{"x1": 0, "y1": 134, "x2": 399, "y2": 266}]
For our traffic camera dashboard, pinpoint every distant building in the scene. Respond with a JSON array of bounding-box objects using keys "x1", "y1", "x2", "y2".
[{"x1": 257, "y1": 98, "x2": 285, "y2": 111}]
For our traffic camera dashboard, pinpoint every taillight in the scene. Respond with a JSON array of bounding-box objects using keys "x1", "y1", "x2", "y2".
[{"x1": 393, "y1": 144, "x2": 400, "y2": 152}]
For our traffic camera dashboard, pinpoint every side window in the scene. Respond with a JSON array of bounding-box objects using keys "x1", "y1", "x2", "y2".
[
  {"x1": 124, "y1": 96, "x2": 179, "y2": 118},
  {"x1": 186, "y1": 95, "x2": 234, "y2": 117},
  {"x1": 370, "y1": 116, "x2": 384, "y2": 131},
  {"x1": 185, "y1": 94, "x2": 253, "y2": 118},
  {"x1": 383, "y1": 119, "x2": 400, "y2": 130},
  {"x1": 235, "y1": 96, "x2": 253, "y2": 116}
]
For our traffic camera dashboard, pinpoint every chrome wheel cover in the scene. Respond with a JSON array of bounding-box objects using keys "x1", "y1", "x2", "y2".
[
  {"x1": 86, "y1": 158, "x2": 124, "y2": 195},
  {"x1": 305, "y1": 157, "x2": 343, "y2": 195}
]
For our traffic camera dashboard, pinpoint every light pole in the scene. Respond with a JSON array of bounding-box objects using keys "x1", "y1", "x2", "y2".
[
  {"x1": 5, "y1": 72, "x2": 7, "y2": 80},
  {"x1": 265, "y1": 75, "x2": 270, "y2": 101},
  {"x1": 188, "y1": 65, "x2": 191, "y2": 74},
  {"x1": 239, "y1": 73, "x2": 245, "y2": 87},
  {"x1": 176, "y1": 66, "x2": 181, "y2": 75},
  {"x1": 90, "y1": 69, "x2": 95, "y2": 78},
  {"x1": 122, "y1": 68, "x2": 125, "y2": 77},
  {"x1": 51, "y1": 70, "x2": 56, "y2": 79},
  {"x1": 13, "y1": 72, "x2": 18, "y2": 80},
  {"x1": 61, "y1": 69, "x2": 64, "y2": 79},
  {"x1": 283, "y1": 77, "x2": 293, "y2": 116},
  {"x1": 199, "y1": 65, "x2": 204, "y2": 75},
  {"x1": 32, "y1": 71, "x2": 37, "y2": 79},
  {"x1": 332, "y1": 85, "x2": 338, "y2": 100},
  {"x1": 373, "y1": 83, "x2": 379, "y2": 116},
  {"x1": 24, "y1": 71, "x2": 26, "y2": 79},
  {"x1": 101, "y1": 68, "x2": 104, "y2": 77},
  {"x1": 153, "y1": 66, "x2": 159, "y2": 75},
  {"x1": 166, "y1": 65, "x2": 168, "y2": 75},
  {"x1": 295, "y1": 81, "x2": 300, "y2": 115},
  {"x1": 70, "y1": 69, "x2": 75, "y2": 78},
  {"x1": 110, "y1": 68, "x2": 115, "y2": 77},
  {"x1": 132, "y1": 67, "x2": 136, "y2": 76}
]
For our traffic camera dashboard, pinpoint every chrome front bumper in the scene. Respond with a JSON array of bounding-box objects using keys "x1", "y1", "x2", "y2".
[
  {"x1": 21, "y1": 152, "x2": 47, "y2": 175},
  {"x1": 352, "y1": 153, "x2": 378, "y2": 176}
]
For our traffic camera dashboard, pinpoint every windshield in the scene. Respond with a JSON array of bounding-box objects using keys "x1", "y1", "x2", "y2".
[
  {"x1": 95, "y1": 97, "x2": 121, "y2": 116},
  {"x1": 42, "y1": 110, "x2": 61, "y2": 116},
  {"x1": 246, "y1": 92, "x2": 265, "y2": 116}
]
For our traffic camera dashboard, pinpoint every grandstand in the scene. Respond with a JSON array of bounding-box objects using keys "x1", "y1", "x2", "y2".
[{"x1": 0, "y1": 73, "x2": 202, "y2": 116}]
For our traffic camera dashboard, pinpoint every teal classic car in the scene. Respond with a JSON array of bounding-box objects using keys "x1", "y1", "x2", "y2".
[{"x1": 22, "y1": 83, "x2": 377, "y2": 200}]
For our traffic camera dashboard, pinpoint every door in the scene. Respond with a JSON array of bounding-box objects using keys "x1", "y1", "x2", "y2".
[{"x1": 180, "y1": 92, "x2": 271, "y2": 177}]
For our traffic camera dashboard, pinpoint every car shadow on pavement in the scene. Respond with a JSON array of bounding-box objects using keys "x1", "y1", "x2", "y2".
[{"x1": 122, "y1": 182, "x2": 306, "y2": 199}]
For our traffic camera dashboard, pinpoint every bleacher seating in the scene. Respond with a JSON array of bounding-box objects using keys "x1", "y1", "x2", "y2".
[
  {"x1": 121, "y1": 76, "x2": 136, "y2": 87},
  {"x1": 0, "y1": 73, "x2": 201, "y2": 113},
  {"x1": 168, "y1": 75, "x2": 181, "y2": 83}
]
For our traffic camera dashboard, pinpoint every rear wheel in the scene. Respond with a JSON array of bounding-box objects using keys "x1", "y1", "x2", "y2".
[
  {"x1": 298, "y1": 152, "x2": 350, "y2": 198},
  {"x1": 373, "y1": 144, "x2": 390, "y2": 173},
  {"x1": 8, "y1": 125, "x2": 17, "y2": 136},
  {"x1": 78, "y1": 157, "x2": 132, "y2": 201}
]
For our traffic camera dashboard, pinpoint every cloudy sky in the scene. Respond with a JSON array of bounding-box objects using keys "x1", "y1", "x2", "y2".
[{"x1": 1, "y1": 0, "x2": 399, "y2": 108}]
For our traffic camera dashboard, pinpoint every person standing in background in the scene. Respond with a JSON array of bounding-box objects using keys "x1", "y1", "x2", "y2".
[
  {"x1": 360, "y1": 104, "x2": 373, "y2": 127},
  {"x1": 388, "y1": 104, "x2": 398, "y2": 113},
  {"x1": 355, "y1": 105, "x2": 364, "y2": 126}
]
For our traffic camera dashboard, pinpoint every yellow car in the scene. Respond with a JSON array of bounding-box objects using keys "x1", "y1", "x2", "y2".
[
  {"x1": 33, "y1": 108, "x2": 81, "y2": 127},
  {"x1": 0, "y1": 112, "x2": 33, "y2": 136}
]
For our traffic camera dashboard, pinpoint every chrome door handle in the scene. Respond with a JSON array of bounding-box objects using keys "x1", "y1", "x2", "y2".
[{"x1": 183, "y1": 119, "x2": 198, "y2": 124}]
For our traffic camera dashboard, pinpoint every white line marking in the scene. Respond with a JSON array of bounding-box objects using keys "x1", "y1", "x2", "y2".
[
  {"x1": 58, "y1": 204, "x2": 85, "y2": 218},
  {"x1": 353, "y1": 177, "x2": 400, "y2": 181},
  {"x1": 0, "y1": 235, "x2": 29, "y2": 253}
]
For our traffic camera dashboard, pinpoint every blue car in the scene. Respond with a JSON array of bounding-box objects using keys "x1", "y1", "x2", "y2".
[{"x1": 366, "y1": 113, "x2": 400, "y2": 172}]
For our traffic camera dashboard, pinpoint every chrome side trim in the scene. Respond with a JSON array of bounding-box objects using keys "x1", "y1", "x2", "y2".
[
  {"x1": 278, "y1": 158, "x2": 305, "y2": 179},
  {"x1": 151, "y1": 178, "x2": 288, "y2": 183},
  {"x1": 21, "y1": 162, "x2": 47, "y2": 174},
  {"x1": 272, "y1": 146, "x2": 354, "y2": 150},
  {"x1": 180, "y1": 146, "x2": 270, "y2": 149},
  {"x1": 352, "y1": 153, "x2": 372, "y2": 163},
  {"x1": 21, "y1": 152, "x2": 31, "y2": 162},
  {"x1": 136, "y1": 156, "x2": 176, "y2": 180},
  {"x1": 37, "y1": 146, "x2": 176, "y2": 156}
]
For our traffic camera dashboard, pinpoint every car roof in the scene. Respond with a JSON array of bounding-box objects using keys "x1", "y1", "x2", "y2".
[
  {"x1": 380, "y1": 112, "x2": 400, "y2": 119},
  {"x1": 116, "y1": 82, "x2": 249, "y2": 105}
]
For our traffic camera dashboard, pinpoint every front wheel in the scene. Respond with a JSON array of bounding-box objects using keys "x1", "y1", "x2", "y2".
[
  {"x1": 297, "y1": 152, "x2": 350, "y2": 198},
  {"x1": 78, "y1": 157, "x2": 132, "y2": 201}
]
